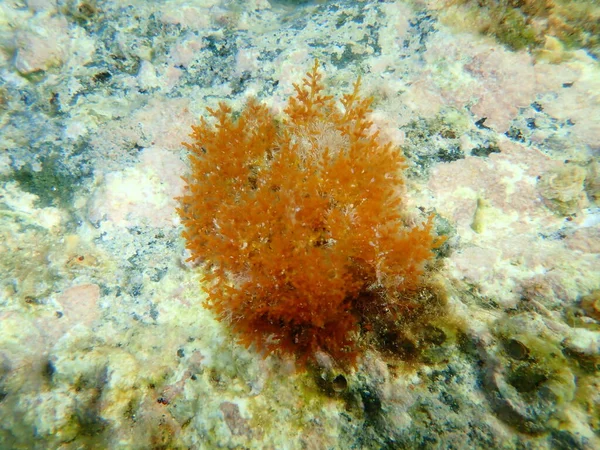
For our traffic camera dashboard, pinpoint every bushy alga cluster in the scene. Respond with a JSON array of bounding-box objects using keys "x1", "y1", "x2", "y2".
[
  {"x1": 445, "y1": 0, "x2": 600, "y2": 56},
  {"x1": 178, "y1": 61, "x2": 445, "y2": 366}
]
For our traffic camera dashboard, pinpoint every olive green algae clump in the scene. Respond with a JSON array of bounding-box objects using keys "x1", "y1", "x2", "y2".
[
  {"x1": 441, "y1": 0, "x2": 600, "y2": 58},
  {"x1": 538, "y1": 164, "x2": 588, "y2": 216}
]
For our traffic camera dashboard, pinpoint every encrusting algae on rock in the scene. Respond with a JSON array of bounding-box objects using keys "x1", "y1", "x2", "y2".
[{"x1": 177, "y1": 61, "x2": 446, "y2": 368}]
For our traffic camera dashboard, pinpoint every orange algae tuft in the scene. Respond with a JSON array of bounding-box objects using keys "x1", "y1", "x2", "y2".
[{"x1": 178, "y1": 61, "x2": 445, "y2": 367}]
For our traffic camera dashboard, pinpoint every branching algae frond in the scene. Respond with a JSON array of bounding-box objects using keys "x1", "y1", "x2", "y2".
[{"x1": 178, "y1": 61, "x2": 446, "y2": 368}]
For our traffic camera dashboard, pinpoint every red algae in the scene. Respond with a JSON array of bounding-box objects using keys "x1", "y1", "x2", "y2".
[{"x1": 178, "y1": 61, "x2": 445, "y2": 367}]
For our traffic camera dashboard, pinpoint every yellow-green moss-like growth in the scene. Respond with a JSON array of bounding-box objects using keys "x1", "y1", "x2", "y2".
[{"x1": 446, "y1": 0, "x2": 600, "y2": 56}]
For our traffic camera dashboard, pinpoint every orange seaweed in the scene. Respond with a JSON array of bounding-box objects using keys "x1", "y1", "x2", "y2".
[{"x1": 178, "y1": 61, "x2": 445, "y2": 367}]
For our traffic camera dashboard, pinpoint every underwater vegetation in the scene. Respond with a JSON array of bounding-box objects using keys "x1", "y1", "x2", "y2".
[
  {"x1": 444, "y1": 0, "x2": 600, "y2": 57},
  {"x1": 178, "y1": 61, "x2": 445, "y2": 367}
]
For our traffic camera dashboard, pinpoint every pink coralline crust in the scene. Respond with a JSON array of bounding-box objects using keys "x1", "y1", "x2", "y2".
[
  {"x1": 89, "y1": 98, "x2": 194, "y2": 159},
  {"x1": 465, "y1": 49, "x2": 535, "y2": 133},
  {"x1": 88, "y1": 147, "x2": 186, "y2": 228},
  {"x1": 12, "y1": 284, "x2": 102, "y2": 348},
  {"x1": 412, "y1": 33, "x2": 599, "y2": 144},
  {"x1": 428, "y1": 138, "x2": 560, "y2": 231},
  {"x1": 534, "y1": 61, "x2": 600, "y2": 151},
  {"x1": 449, "y1": 230, "x2": 597, "y2": 304},
  {"x1": 160, "y1": 6, "x2": 212, "y2": 29},
  {"x1": 14, "y1": 16, "x2": 69, "y2": 74},
  {"x1": 565, "y1": 228, "x2": 600, "y2": 254},
  {"x1": 451, "y1": 246, "x2": 503, "y2": 285},
  {"x1": 220, "y1": 402, "x2": 253, "y2": 438},
  {"x1": 57, "y1": 284, "x2": 101, "y2": 328},
  {"x1": 132, "y1": 98, "x2": 195, "y2": 150},
  {"x1": 427, "y1": 138, "x2": 598, "y2": 304},
  {"x1": 451, "y1": 221, "x2": 598, "y2": 304},
  {"x1": 414, "y1": 34, "x2": 536, "y2": 132},
  {"x1": 168, "y1": 39, "x2": 205, "y2": 69}
]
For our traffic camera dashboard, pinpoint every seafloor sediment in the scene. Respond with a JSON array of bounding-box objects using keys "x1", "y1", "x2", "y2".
[{"x1": 0, "y1": 1, "x2": 599, "y2": 448}]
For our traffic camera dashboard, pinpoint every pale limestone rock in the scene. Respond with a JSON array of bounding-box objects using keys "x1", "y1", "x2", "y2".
[
  {"x1": 88, "y1": 147, "x2": 186, "y2": 228},
  {"x1": 14, "y1": 16, "x2": 69, "y2": 74},
  {"x1": 58, "y1": 284, "x2": 101, "y2": 328}
]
